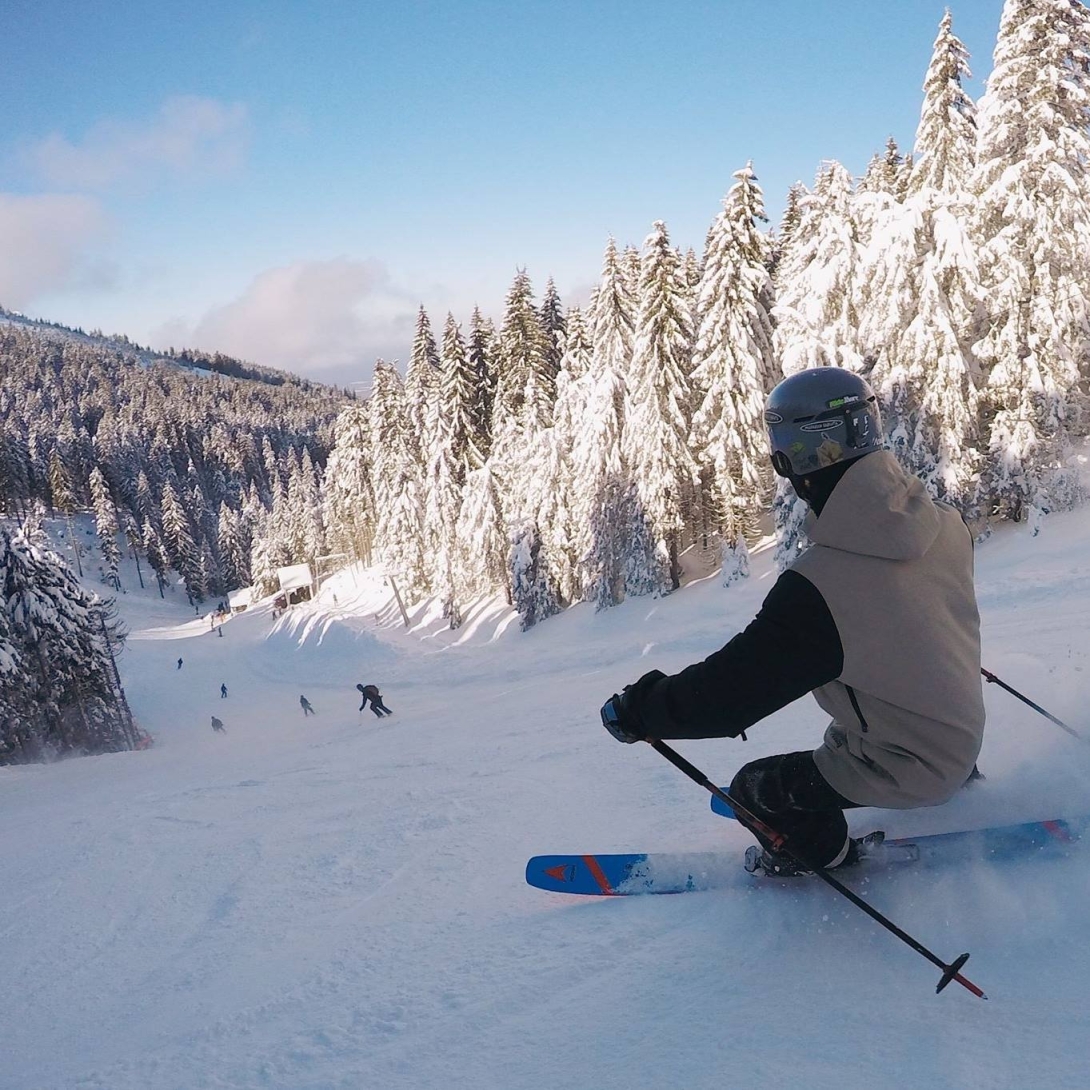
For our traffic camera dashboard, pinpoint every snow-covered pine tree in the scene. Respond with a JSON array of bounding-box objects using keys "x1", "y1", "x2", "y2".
[
  {"x1": 0, "y1": 431, "x2": 30, "y2": 518},
  {"x1": 467, "y1": 306, "x2": 496, "y2": 465},
  {"x1": 453, "y1": 464, "x2": 508, "y2": 604},
  {"x1": 0, "y1": 528, "x2": 134, "y2": 763},
  {"x1": 160, "y1": 479, "x2": 201, "y2": 600},
  {"x1": 196, "y1": 540, "x2": 216, "y2": 602},
  {"x1": 488, "y1": 270, "x2": 554, "y2": 533},
  {"x1": 322, "y1": 403, "x2": 375, "y2": 565},
  {"x1": 185, "y1": 463, "x2": 222, "y2": 594},
  {"x1": 134, "y1": 470, "x2": 159, "y2": 533},
  {"x1": 539, "y1": 277, "x2": 566, "y2": 393},
  {"x1": 860, "y1": 9, "x2": 982, "y2": 512},
  {"x1": 257, "y1": 435, "x2": 280, "y2": 502},
  {"x1": 971, "y1": 0, "x2": 1090, "y2": 525},
  {"x1": 910, "y1": 11, "x2": 978, "y2": 197},
  {"x1": 405, "y1": 305, "x2": 442, "y2": 450},
  {"x1": 120, "y1": 513, "x2": 146, "y2": 590},
  {"x1": 508, "y1": 519, "x2": 562, "y2": 630},
  {"x1": 89, "y1": 465, "x2": 122, "y2": 589},
  {"x1": 297, "y1": 448, "x2": 326, "y2": 566},
  {"x1": 249, "y1": 520, "x2": 288, "y2": 601},
  {"x1": 566, "y1": 302, "x2": 629, "y2": 608},
  {"x1": 622, "y1": 245, "x2": 641, "y2": 300},
  {"x1": 48, "y1": 448, "x2": 77, "y2": 516},
  {"x1": 369, "y1": 360, "x2": 429, "y2": 600},
  {"x1": 142, "y1": 521, "x2": 169, "y2": 598},
  {"x1": 853, "y1": 138, "x2": 907, "y2": 272},
  {"x1": 546, "y1": 311, "x2": 592, "y2": 604},
  {"x1": 0, "y1": 604, "x2": 35, "y2": 764},
  {"x1": 689, "y1": 163, "x2": 779, "y2": 585},
  {"x1": 624, "y1": 220, "x2": 697, "y2": 594},
  {"x1": 859, "y1": 137, "x2": 910, "y2": 200},
  {"x1": 427, "y1": 314, "x2": 479, "y2": 624},
  {"x1": 492, "y1": 270, "x2": 552, "y2": 447},
  {"x1": 770, "y1": 182, "x2": 807, "y2": 281},
  {"x1": 592, "y1": 238, "x2": 636, "y2": 384},
  {"x1": 682, "y1": 248, "x2": 702, "y2": 291},
  {"x1": 521, "y1": 359, "x2": 581, "y2": 613},
  {"x1": 217, "y1": 503, "x2": 251, "y2": 590},
  {"x1": 773, "y1": 161, "x2": 865, "y2": 376}
]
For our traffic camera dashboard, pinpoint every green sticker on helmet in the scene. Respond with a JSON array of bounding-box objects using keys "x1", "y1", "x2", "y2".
[{"x1": 826, "y1": 394, "x2": 862, "y2": 409}]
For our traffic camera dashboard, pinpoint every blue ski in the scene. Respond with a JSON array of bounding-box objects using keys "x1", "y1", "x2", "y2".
[{"x1": 525, "y1": 816, "x2": 1087, "y2": 896}]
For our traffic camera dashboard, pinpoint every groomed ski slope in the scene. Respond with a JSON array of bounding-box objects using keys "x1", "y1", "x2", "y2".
[{"x1": 4, "y1": 501, "x2": 1090, "y2": 1090}]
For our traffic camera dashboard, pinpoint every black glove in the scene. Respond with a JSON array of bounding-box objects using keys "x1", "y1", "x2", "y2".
[{"x1": 601, "y1": 670, "x2": 667, "y2": 744}]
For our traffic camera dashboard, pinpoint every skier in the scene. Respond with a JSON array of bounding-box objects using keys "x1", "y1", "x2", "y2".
[
  {"x1": 300, "y1": 694, "x2": 315, "y2": 717},
  {"x1": 357, "y1": 683, "x2": 393, "y2": 717},
  {"x1": 601, "y1": 368, "x2": 985, "y2": 877},
  {"x1": 220, "y1": 683, "x2": 228, "y2": 699},
  {"x1": 177, "y1": 657, "x2": 183, "y2": 670},
  {"x1": 210, "y1": 716, "x2": 226, "y2": 733}
]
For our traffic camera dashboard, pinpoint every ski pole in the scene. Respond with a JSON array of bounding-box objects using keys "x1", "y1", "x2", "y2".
[
  {"x1": 645, "y1": 737, "x2": 988, "y2": 999},
  {"x1": 981, "y1": 668, "x2": 1082, "y2": 740}
]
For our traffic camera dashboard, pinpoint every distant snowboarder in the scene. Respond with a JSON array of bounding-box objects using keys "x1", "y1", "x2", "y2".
[
  {"x1": 177, "y1": 657, "x2": 183, "y2": 670},
  {"x1": 357, "y1": 683, "x2": 393, "y2": 717},
  {"x1": 210, "y1": 716, "x2": 226, "y2": 733},
  {"x1": 220, "y1": 683, "x2": 228, "y2": 699},
  {"x1": 300, "y1": 694, "x2": 315, "y2": 717}
]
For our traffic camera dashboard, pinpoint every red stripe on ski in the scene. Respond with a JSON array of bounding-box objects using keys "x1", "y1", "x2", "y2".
[
  {"x1": 1042, "y1": 820, "x2": 1075, "y2": 842},
  {"x1": 582, "y1": 854, "x2": 617, "y2": 895}
]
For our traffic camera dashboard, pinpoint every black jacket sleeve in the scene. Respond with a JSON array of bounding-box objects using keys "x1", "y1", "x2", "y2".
[{"x1": 633, "y1": 569, "x2": 844, "y2": 740}]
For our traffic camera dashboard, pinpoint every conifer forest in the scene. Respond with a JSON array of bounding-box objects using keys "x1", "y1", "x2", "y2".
[{"x1": 2, "y1": 2, "x2": 1090, "y2": 763}]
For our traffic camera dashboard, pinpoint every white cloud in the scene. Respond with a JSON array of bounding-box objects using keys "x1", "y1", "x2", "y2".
[
  {"x1": 21, "y1": 96, "x2": 249, "y2": 191},
  {"x1": 167, "y1": 258, "x2": 418, "y2": 384},
  {"x1": 0, "y1": 193, "x2": 112, "y2": 309}
]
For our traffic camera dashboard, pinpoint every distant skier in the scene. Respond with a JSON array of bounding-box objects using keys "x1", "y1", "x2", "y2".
[
  {"x1": 601, "y1": 368, "x2": 985, "y2": 878},
  {"x1": 300, "y1": 694, "x2": 315, "y2": 717},
  {"x1": 210, "y1": 716, "x2": 226, "y2": 733},
  {"x1": 177, "y1": 657, "x2": 183, "y2": 670},
  {"x1": 357, "y1": 683, "x2": 392, "y2": 717},
  {"x1": 220, "y1": 683, "x2": 228, "y2": 699}
]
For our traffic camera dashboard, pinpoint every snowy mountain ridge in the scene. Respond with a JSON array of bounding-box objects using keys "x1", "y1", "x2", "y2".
[{"x1": 0, "y1": 304, "x2": 341, "y2": 392}]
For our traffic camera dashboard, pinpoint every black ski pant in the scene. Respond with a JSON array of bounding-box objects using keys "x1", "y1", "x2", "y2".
[
  {"x1": 728, "y1": 751, "x2": 860, "y2": 868},
  {"x1": 366, "y1": 698, "x2": 391, "y2": 717}
]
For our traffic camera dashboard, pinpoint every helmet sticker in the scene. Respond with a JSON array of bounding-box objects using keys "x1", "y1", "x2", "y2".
[
  {"x1": 815, "y1": 438, "x2": 844, "y2": 467},
  {"x1": 826, "y1": 394, "x2": 861, "y2": 408},
  {"x1": 799, "y1": 419, "x2": 843, "y2": 433},
  {"x1": 764, "y1": 410, "x2": 783, "y2": 423}
]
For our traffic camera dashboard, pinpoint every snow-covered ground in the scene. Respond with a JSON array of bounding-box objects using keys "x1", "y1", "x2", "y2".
[{"x1": 4, "y1": 506, "x2": 1090, "y2": 1090}]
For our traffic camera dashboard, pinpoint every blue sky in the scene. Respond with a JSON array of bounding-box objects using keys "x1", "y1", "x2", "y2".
[{"x1": 0, "y1": 1, "x2": 1005, "y2": 387}]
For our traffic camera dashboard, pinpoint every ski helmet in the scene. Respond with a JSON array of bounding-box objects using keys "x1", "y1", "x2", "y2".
[{"x1": 764, "y1": 367, "x2": 882, "y2": 478}]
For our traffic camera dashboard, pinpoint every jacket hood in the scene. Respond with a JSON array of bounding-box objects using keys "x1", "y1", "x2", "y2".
[{"x1": 806, "y1": 450, "x2": 941, "y2": 560}]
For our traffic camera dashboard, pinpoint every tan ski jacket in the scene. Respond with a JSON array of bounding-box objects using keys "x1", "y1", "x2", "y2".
[{"x1": 628, "y1": 451, "x2": 985, "y2": 809}]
